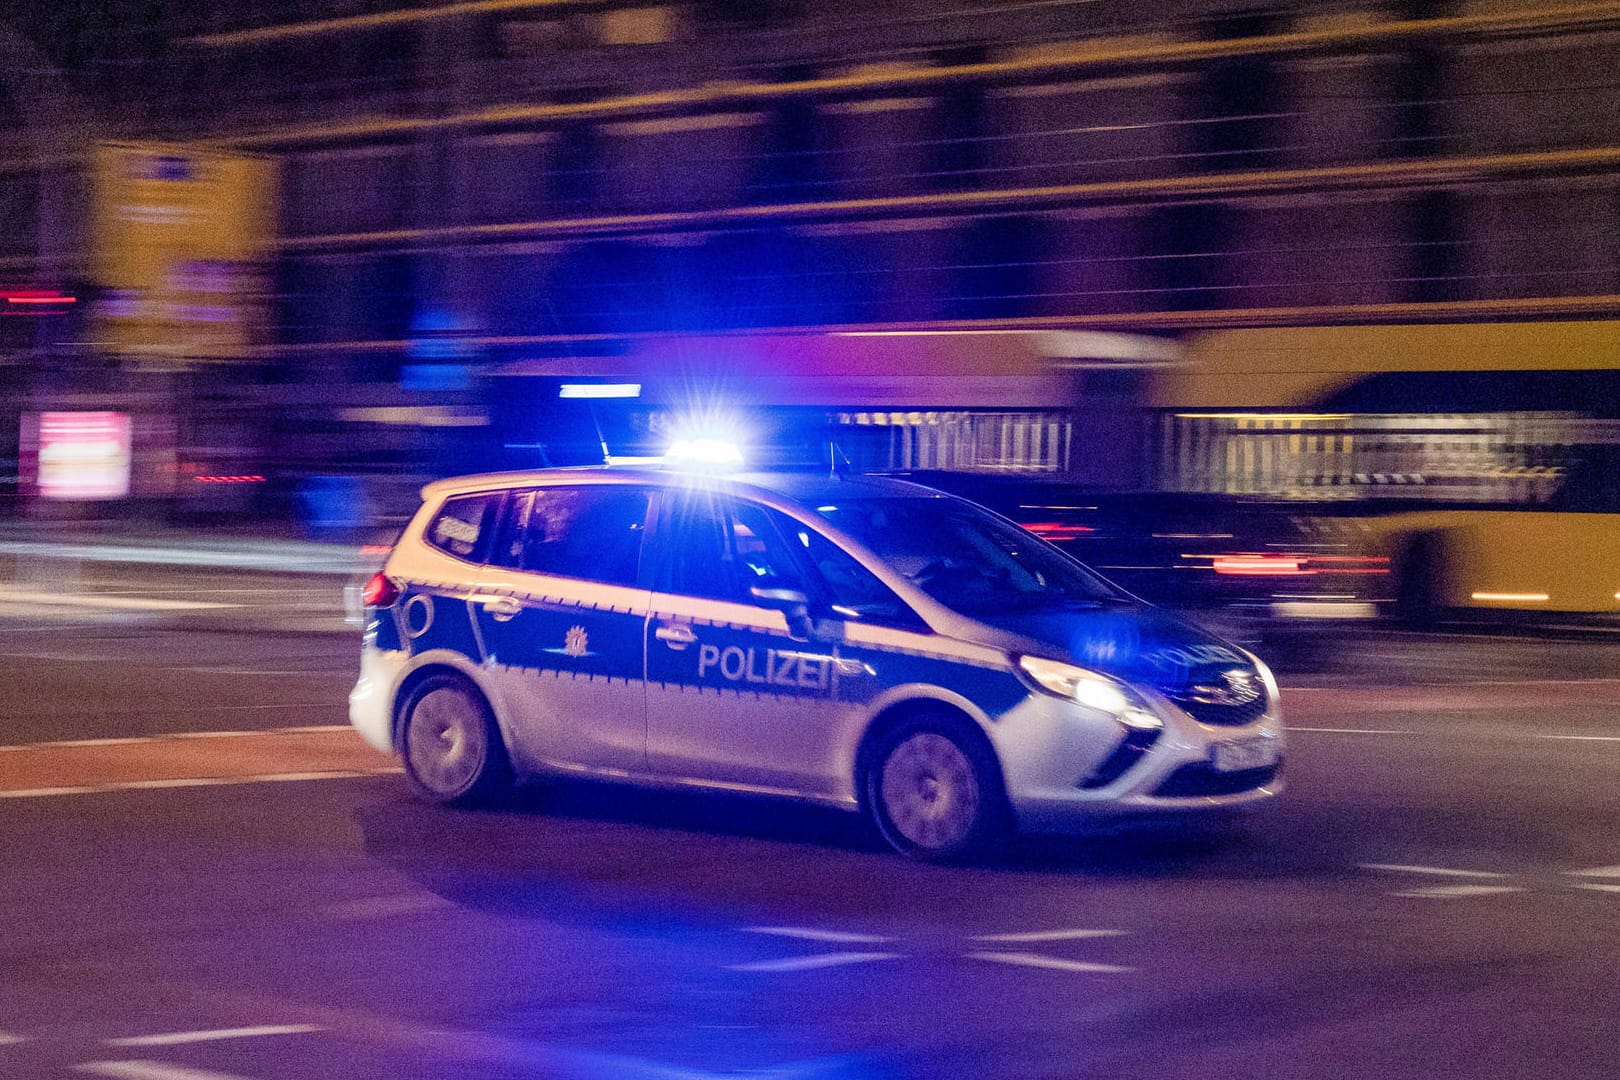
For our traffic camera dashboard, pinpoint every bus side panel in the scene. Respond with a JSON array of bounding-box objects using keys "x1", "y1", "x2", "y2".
[
  {"x1": 1378, "y1": 511, "x2": 1620, "y2": 614},
  {"x1": 1453, "y1": 512, "x2": 1620, "y2": 614}
]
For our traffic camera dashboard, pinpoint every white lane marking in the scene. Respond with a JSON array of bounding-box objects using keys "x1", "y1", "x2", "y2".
[
  {"x1": 0, "y1": 589, "x2": 239, "y2": 612},
  {"x1": 120, "y1": 778, "x2": 242, "y2": 791},
  {"x1": 0, "y1": 707, "x2": 339, "y2": 730},
  {"x1": 728, "y1": 952, "x2": 901, "y2": 973},
  {"x1": 741, "y1": 926, "x2": 895, "y2": 944},
  {"x1": 255, "y1": 771, "x2": 379, "y2": 783},
  {"x1": 105, "y1": 1025, "x2": 324, "y2": 1048},
  {"x1": 76, "y1": 1062, "x2": 260, "y2": 1080},
  {"x1": 1535, "y1": 735, "x2": 1620, "y2": 742},
  {"x1": 1392, "y1": 885, "x2": 1527, "y2": 899},
  {"x1": 50, "y1": 588, "x2": 341, "y2": 601},
  {"x1": 0, "y1": 1031, "x2": 25, "y2": 1045},
  {"x1": 1565, "y1": 865, "x2": 1620, "y2": 878},
  {"x1": 0, "y1": 769, "x2": 400, "y2": 799},
  {"x1": 1287, "y1": 678, "x2": 1620, "y2": 691},
  {"x1": 1, "y1": 646, "x2": 347, "y2": 678},
  {"x1": 966, "y1": 951, "x2": 1133, "y2": 974},
  {"x1": 1274, "y1": 728, "x2": 1620, "y2": 742},
  {"x1": 1424, "y1": 678, "x2": 1620, "y2": 687},
  {"x1": 1574, "y1": 883, "x2": 1620, "y2": 894},
  {"x1": 970, "y1": 929, "x2": 1128, "y2": 944},
  {"x1": 0, "y1": 623, "x2": 96, "y2": 632},
  {"x1": 323, "y1": 894, "x2": 455, "y2": 920},
  {"x1": 0, "y1": 538, "x2": 359, "y2": 571},
  {"x1": 179, "y1": 669, "x2": 314, "y2": 677},
  {"x1": 0, "y1": 726, "x2": 358, "y2": 753},
  {"x1": 1361, "y1": 864, "x2": 1512, "y2": 879},
  {"x1": 3, "y1": 652, "x2": 125, "y2": 663},
  {"x1": 0, "y1": 786, "x2": 103, "y2": 798},
  {"x1": 46, "y1": 738, "x2": 151, "y2": 748}
]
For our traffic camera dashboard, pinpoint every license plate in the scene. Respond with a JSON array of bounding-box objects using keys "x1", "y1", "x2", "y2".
[{"x1": 1212, "y1": 736, "x2": 1279, "y2": 773}]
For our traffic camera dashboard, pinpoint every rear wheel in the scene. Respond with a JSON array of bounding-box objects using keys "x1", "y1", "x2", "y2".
[
  {"x1": 399, "y1": 676, "x2": 512, "y2": 805},
  {"x1": 866, "y1": 716, "x2": 1008, "y2": 861}
]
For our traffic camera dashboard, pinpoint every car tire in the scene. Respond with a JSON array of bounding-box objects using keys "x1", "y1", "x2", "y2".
[
  {"x1": 865, "y1": 712, "x2": 1009, "y2": 862},
  {"x1": 399, "y1": 675, "x2": 512, "y2": 806}
]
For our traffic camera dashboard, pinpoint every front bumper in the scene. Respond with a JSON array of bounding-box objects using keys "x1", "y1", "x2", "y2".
[{"x1": 994, "y1": 690, "x2": 1285, "y2": 834}]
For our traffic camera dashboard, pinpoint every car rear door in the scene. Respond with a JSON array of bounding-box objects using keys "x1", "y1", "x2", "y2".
[{"x1": 471, "y1": 483, "x2": 654, "y2": 774}]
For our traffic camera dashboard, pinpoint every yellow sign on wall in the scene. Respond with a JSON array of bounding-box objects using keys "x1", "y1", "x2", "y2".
[{"x1": 91, "y1": 142, "x2": 277, "y2": 361}]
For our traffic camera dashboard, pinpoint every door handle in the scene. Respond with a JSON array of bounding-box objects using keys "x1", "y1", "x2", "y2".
[
  {"x1": 472, "y1": 595, "x2": 523, "y2": 622},
  {"x1": 655, "y1": 623, "x2": 698, "y2": 648}
]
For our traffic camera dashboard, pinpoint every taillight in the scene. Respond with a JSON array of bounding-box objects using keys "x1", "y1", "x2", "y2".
[{"x1": 362, "y1": 572, "x2": 401, "y2": 607}]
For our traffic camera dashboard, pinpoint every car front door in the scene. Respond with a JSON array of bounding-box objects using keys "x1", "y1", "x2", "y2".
[
  {"x1": 643, "y1": 489, "x2": 862, "y2": 798},
  {"x1": 471, "y1": 484, "x2": 654, "y2": 774}
]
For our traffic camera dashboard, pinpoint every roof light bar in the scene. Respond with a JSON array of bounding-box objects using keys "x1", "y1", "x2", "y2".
[
  {"x1": 664, "y1": 438, "x2": 744, "y2": 471},
  {"x1": 559, "y1": 383, "x2": 641, "y2": 399}
]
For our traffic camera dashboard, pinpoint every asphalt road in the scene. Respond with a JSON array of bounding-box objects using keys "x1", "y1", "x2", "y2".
[{"x1": 1, "y1": 612, "x2": 1618, "y2": 1080}]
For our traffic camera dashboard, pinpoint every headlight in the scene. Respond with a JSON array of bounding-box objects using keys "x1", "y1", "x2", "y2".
[
  {"x1": 1248, "y1": 652, "x2": 1280, "y2": 703},
  {"x1": 1017, "y1": 655, "x2": 1163, "y2": 730}
]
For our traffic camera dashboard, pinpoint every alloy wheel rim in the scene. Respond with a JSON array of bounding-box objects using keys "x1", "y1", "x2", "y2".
[
  {"x1": 406, "y1": 687, "x2": 486, "y2": 795},
  {"x1": 880, "y1": 732, "x2": 979, "y2": 851}
]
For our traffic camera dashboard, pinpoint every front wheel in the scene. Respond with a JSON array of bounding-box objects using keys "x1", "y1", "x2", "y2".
[
  {"x1": 399, "y1": 676, "x2": 512, "y2": 805},
  {"x1": 866, "y1": 720, "x2": 1008, "y2": 861}
]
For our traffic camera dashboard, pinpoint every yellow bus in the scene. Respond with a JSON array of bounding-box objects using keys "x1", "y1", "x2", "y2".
[{"x1": 1153, "y1": 322, "x2": 1620, "y2": 623}]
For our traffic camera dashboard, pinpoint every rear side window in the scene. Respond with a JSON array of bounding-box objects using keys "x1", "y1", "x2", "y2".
[
  {"x1": 425, "y1": 492, "x2": 502, "y2": 562},
  {"x1": 493, "y1": 485, "x2": 652, "y2": 587}
]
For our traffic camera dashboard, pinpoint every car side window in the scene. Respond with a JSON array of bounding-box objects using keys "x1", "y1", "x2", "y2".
[
  {"x1": 425, "y1": 492, "x2": 503, "y2": 562},
  {"x1": 731, "y1": 501, "x2": 805, "y2": 593},
  {"x1": 777, "y1": 513, "x2": 924, "y2": 630},
  {"x1": 660, "y1": 491, "x2": 806, "y2": 603},
  {"x1": 493, "y1": 485, "x2": 652, "y2": 587}
]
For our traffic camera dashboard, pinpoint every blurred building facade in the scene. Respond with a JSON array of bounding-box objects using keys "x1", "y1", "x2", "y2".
[{"x1": 3, "y1": 0, "x2": 1620, "y2": 519}]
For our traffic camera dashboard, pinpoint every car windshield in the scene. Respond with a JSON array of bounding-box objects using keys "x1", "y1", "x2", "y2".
[{"x1": 812, "y1": 496, "x2": 1128, "y2": 616}]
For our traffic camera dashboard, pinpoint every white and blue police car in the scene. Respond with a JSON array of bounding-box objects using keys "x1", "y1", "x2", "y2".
[{"x1": 350, "y1": 457, "x2": 1283, "y2": 859}]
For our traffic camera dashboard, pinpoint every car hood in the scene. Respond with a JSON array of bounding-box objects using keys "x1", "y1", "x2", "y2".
[{"x1": 965, "y1": 602, "x2": 1256, "y2": 692}]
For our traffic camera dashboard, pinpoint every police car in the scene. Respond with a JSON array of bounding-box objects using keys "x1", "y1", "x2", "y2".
[{"x1": 350, "y1": 457, "x2": 1284, "y2": 859}]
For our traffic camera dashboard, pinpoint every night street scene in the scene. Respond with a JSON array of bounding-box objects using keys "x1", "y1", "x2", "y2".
[{"x1": 3, "y1": 1, "x2": 1620, "y2": 1078}]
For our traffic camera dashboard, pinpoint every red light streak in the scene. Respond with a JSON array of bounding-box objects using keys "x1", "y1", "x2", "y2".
[
  {"x1": 1023, "y1": 522, "x2": 1095, "y2": 541},
  {"x1": 1205, "y1": 552, "x2": 1391, "y2": 577},
  {"x1": 1213, "y1": 555, "x2": 1310, "y2": 576}
]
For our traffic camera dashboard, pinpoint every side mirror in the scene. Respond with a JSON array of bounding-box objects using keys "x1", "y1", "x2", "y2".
[{"x1": 750, "y1": 585, "x2": 812, "y2": 639}]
